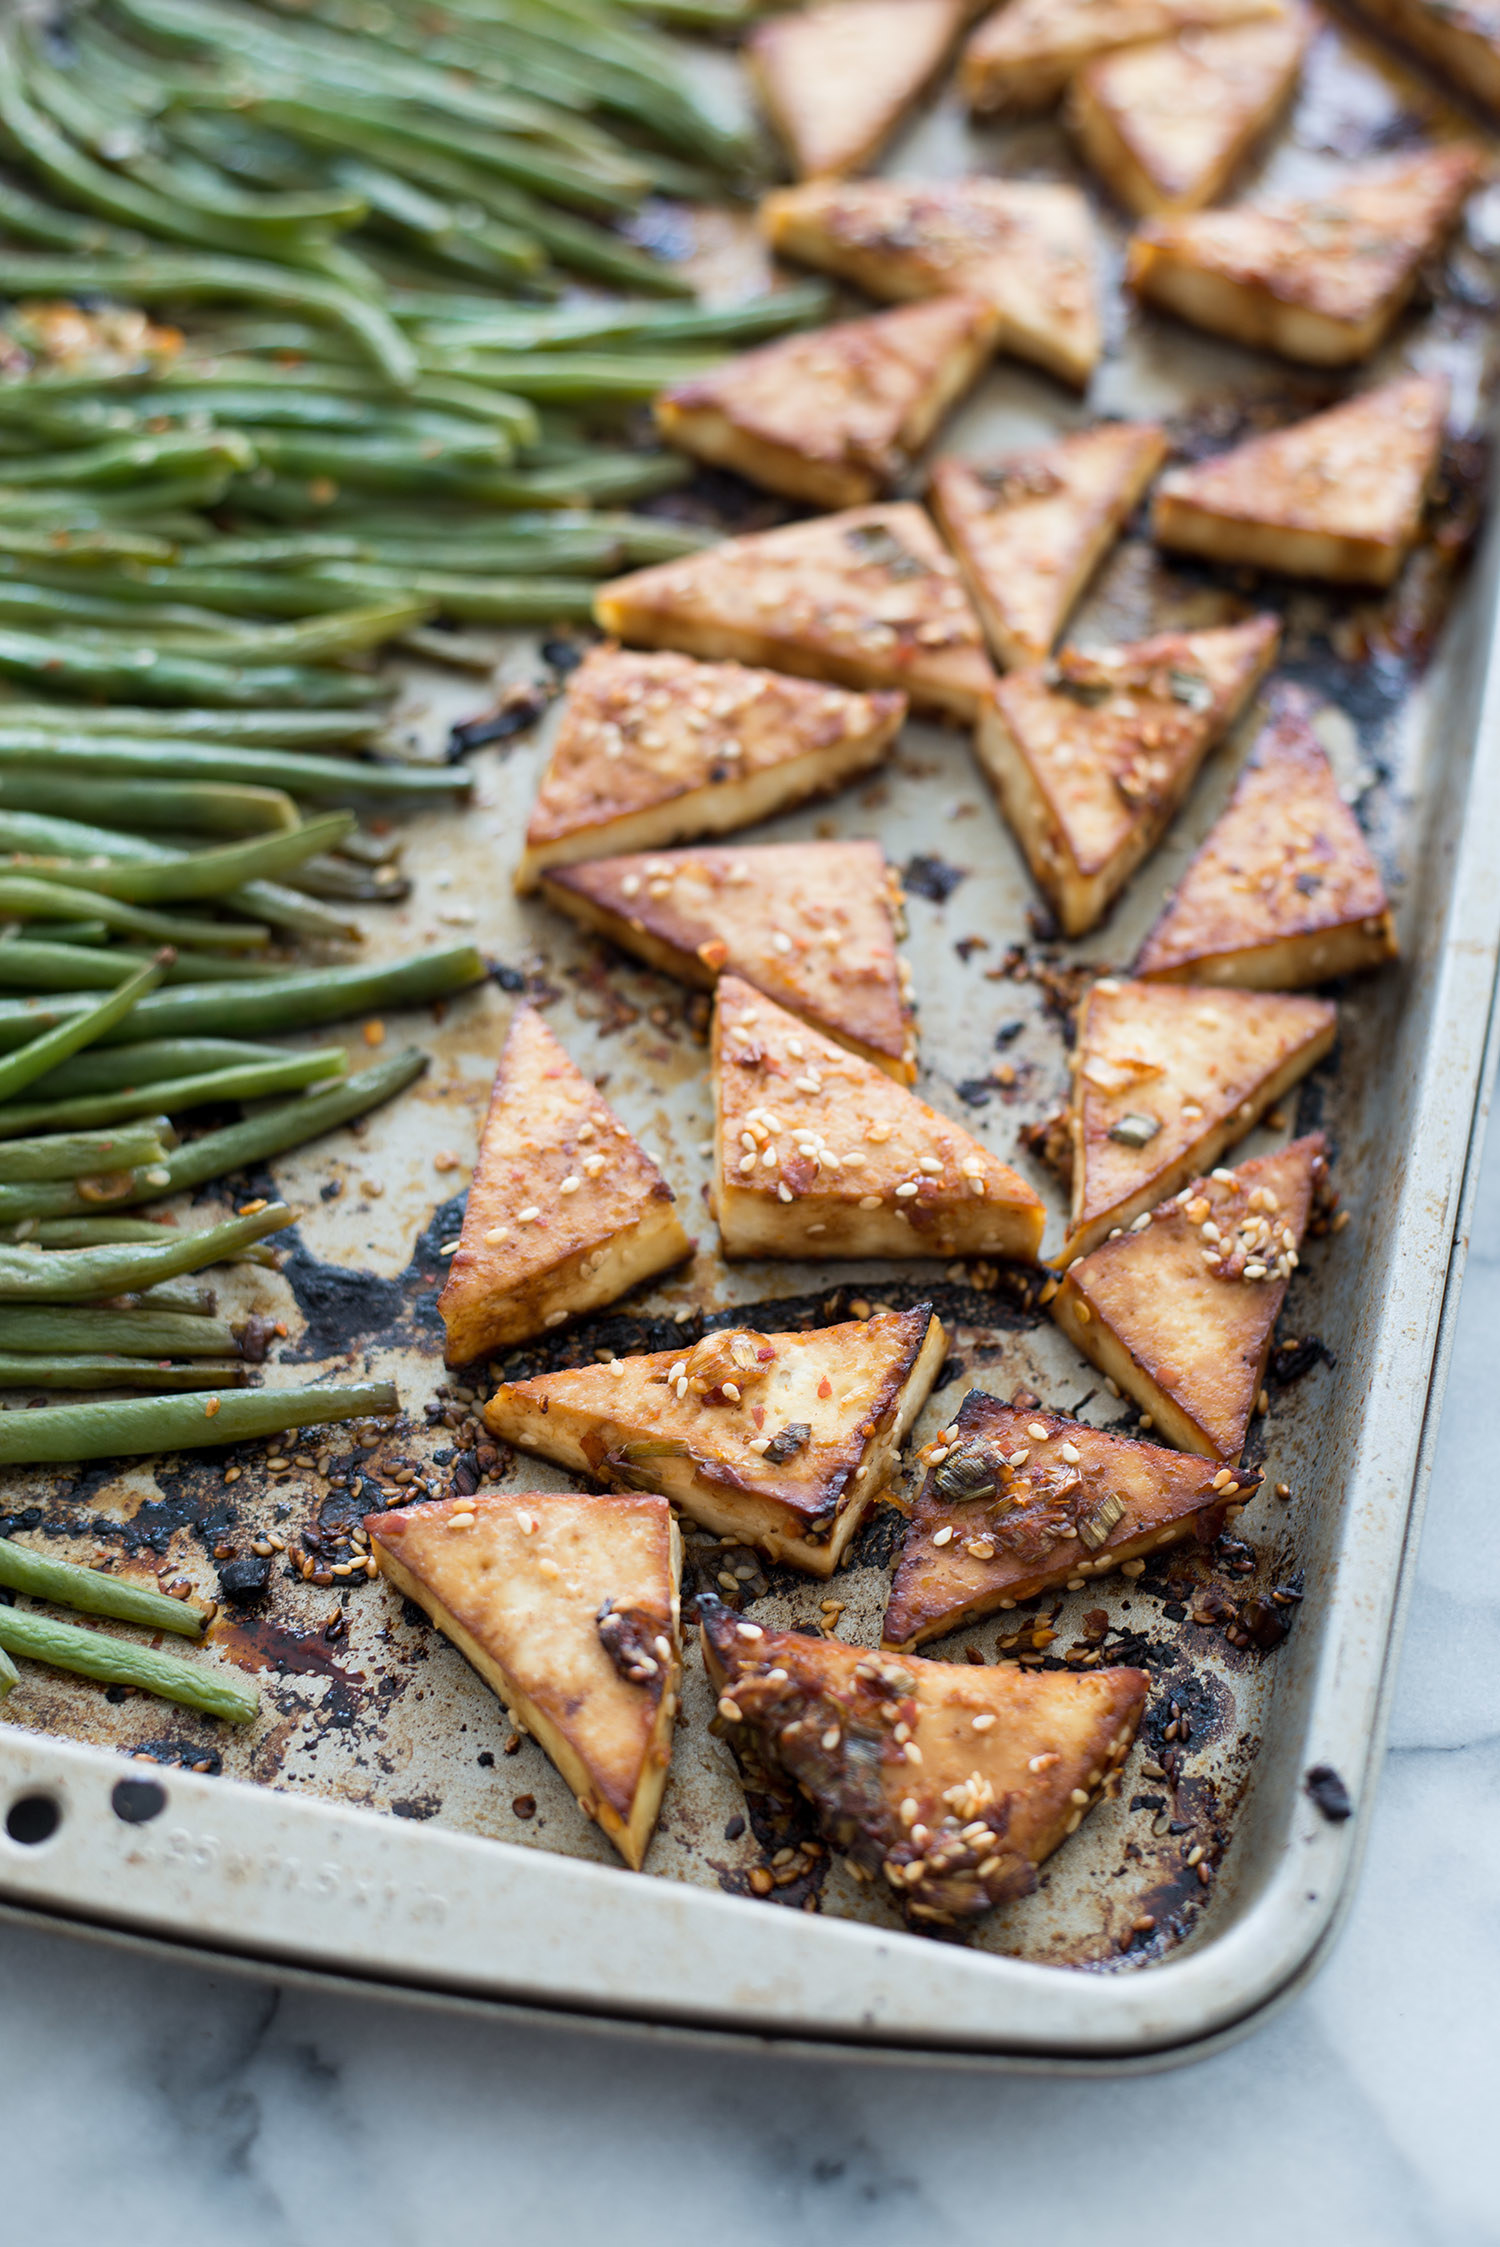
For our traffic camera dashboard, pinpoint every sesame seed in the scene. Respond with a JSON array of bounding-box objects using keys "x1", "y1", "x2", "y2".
[
  {"x1": 1070, "y1": 1788, "x2": 1090, "y2": 1807},
  {"x1": 484, "y1": 1224, "x2": 511, "y2": 1246},
  {"x1": 932, "y1": 1526, "x2": 954, "y2": 1547},
  {"x1": 894, "y1": 1181, "x2": 919, "y2": 1199},
  {"x1": 1026, "y1": 1421, "x2": 1049, "y2": 1442},
  {"x1": 516, "y1": 1206, "x2": 540, "y2": 1225},
  {"x1": 1059, "y1": 1442, "x2": 1081, "y2": 1464},
  {"x1": 858, "y1": 1193, "x2": 881, "y2": 1209},
  {"x1": 544, "y1": 1310, "x2": 567, "y2": 1327},
  {"x1": 917, "y1": 1157, "x2": 943, "y2": 1175},
  {"x1": 559, "y1": 1175, "x2": 580, "y2": 1196},
  {"x1": 971, "y1": 1713, "x2": 996, "y2": 1731}
]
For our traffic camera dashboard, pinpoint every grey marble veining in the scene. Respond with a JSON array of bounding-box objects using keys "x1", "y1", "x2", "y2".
[{"x1": 3, "y1": 1128, "x2": 1498, "y2": 2247}]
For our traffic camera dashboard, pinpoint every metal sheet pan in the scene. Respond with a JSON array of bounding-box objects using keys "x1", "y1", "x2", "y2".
[{"x1": 2, "y1": 11, "x2": 1499, "y2": 2065}]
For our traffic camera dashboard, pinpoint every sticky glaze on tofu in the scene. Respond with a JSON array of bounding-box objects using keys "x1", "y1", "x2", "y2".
[
  {"x1": 929, "y1": 422, "x2": 1167, "y2": 669},
  {"x1": 485, "y1": 1305, "x2": 947, "y2": 1576},
  {"x1": 761, "y1": 177, "x2": 1102, "y2": 387},
  {"x1": 516, "y1": 645, "x2": 905, "y2": 890},
  {"x1": 701, "y1": 1596, "x2": 1147, "y2": 1925},
  {"x1": 884, "y1": 1392, "x2": 1258, "y2": 1647},
  {"x1": 655, "y1": 296, "x2": 1000, "y2": 508},
  {"x1": 542, "y1": 839, "x2": 917, "y2": 1080},
  {"x1": 1051, "y1": 1134, "x2": 1328, "y2": 1461},
  {"x1": 437, "y1": 1005, "x2": 690, "y2": 1362},
  {"x1": 972, "y1": 615, "x2": 1280, "y2": 936},
  {"x1": 594, "y1": 505, "x2": 995, "y2": 723},
  {"x1": 711, "y1": 974, "x2": 1045, "y2": 1263}
]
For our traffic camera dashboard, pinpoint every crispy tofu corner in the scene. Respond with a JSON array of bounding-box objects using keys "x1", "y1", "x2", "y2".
[
  {"x1": 701, "y1": 1596, "x2": 1148, "y2": 1923},
  {"x1": 1051, "y1": 1132, "x2": 1329, "y2": 1461},
  {"x1": 1062, "y1": 975, "x2": 1337, "y2": 1258},
  {"x1": 1151, "y1": 373, "x2": 1449, "y2": 587},
  {"x1": 655, "y1": 296, "x2": 999, "y2": 508},
  {"x1": 1067, "y1": 12, "x2": 1309, "y2": 217},
  {"x1": 884, "y1": 1392, "x2": 1259, "y2": 1647},
  {"x1": 760, "y1": 177, "x2": 1102, "y2": 387},
  {"x1": 973, "y1": 615, "x2": 1280, "y2": 936},
  {"x1": 485, "y1": 1304, "x2": 946, "y2": 1575},
  {"x1": 594, "y1": 504, "x2": 994, "y2": 722},
  {"x1": 929, "y1": 421, "x2": 1167, "y2": 669},
  {"x1": 748, "y1": 0, "x2": 968, "y2": 179},
  {"x1": 516, "y1": 644, "x2": 905, "y2": 889},
  {"x1": 542, "y1": 839, "x2": 917, "y2": 1080},
  {"x1": 437, "y1": 1005, "x2": 690, "y2": 1364},
  {"x1": 1127, "y1": 148, "x2": 1483, "y2": 363},
  {"x1": 1136, "y1": 695, "x2": 1397, "y2": 985},
  {"x1": 712, "y1": 973, "x2": 1045, "y2": 1263},
  {"x1": 366, "y1": 1490, "x2": 682, "y2": 1869}
]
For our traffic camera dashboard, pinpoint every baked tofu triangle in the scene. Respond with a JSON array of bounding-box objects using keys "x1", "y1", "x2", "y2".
[
  {"x1": 959, "y1": 0, "x2": 1285, "y2": 112},
  {"x1": 437, "y1": 1005, "x2": 690, "y2": 1363},
  {"x1": 748, "y1": 0, "x2": 968, "y2": 180},
  {"x1": 594, "y1": 504, "x2": 994, "y2": 723},
  {"x1": 541, "y1": 839, "x2": 917, "y2": 1081},
  {"x1": 974, "y1": 615, "x2": 1280, "y2": 937},
  {"x1": 930, "y1": 422, "x2": 1168, "y2": 670},
  {"x1": 761, "y1": 178, "x2": 1102, "y2": 389},
  {"x1": 1353, "y1": 0, "x2": 1500, "y2": 121},
  {"x1": 1151, "y1": 374, "x2": 1449, "y2": 589},
  {"x1": 1067, "y1": 12, "x2": 1310, "y2": 218},
  {"x1": 1136, "y1": 698, "x2": 1398, "y2": 986},
  {"x1": 655, "y1": 296, "x2": 1000, "y2": 509},
  {"x1": 515, "y1": 645, "x2": 904, "y2": 890},
  {"x1": 1127, "y1": 147, "x2": 1482, "y2": 364},
  {"x1": 884, "y1": 1393, "x2": 1260, "y2": 1648},
  {"x1": 713, "y1": 974, "x2": 1045, "y2": 1262},
  {"x1": 1052, "y1": 1132, "x2": 1328, "y2": 1462},
  {"x1": 484, "y1": 1303, "x2": 946, "y2": 1575},
  {"x1": 700, "y1": 1595, "x2": 1148, "y2": 1925},
  {"x1": 1062, "y1": 975, "x2": 1336, "y2": 1258},
  {"x1": 365, "y1": 1491, "x2": 681, "y2": 1870}
]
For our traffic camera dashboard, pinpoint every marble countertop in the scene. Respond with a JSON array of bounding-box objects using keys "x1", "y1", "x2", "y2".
[{"x1": 3, "y1": 1118, "x2": 1496, "y2": 2247}]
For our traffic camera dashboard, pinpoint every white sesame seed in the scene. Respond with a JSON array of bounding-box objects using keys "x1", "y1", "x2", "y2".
[
  {"x1": 917, "y1": 1157, "x2": 943, "y2": 1176},
  {"x1": 1026, "y1": 1421, "x2": 1049, "y2": 1441},
  {"x1": 972, "y1": 1713, "x2": 996, "y2": 1731},
  {"x1": 894, "y1": 1181, "x2": 919, "y2": 1199},
  {"x1": 858, "y1": 1193, "x2": 882, "y2": 1210},
  {"x1": 932, "y1": 1526, "x2": 954, "y2": 1547},
  {"x1": 544, "y1": 1310, "x2": 567, "y2": 1327},
  {"x1": 1059, "y1": 1442, "x2": 1081, "y2": 1464},
  {"x1": 559, "y1": 1175, "x2": 580, "y2": 1195},
  {"x1": 516, "y1": 1206, "x2": 540, "y2": 1224},
  {"x1": 483, "y1": 1224, "x2": 511, "y2": 1246}
]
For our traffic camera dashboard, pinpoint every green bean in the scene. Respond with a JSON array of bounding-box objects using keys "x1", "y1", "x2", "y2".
[
  {"x1": 0, "y1": 1355, "x2": 250, "y2": 1390},
  {"x1": 107, "y1": 1280, "x2": 220, "y2": 1315},
  {"x1": 0, "y1": 1201, "x2": 292, "y2": 1300},
  {"x1": 0, "y1": 1306, "x2": 237, "y2": 1356},
  {"x1": 0, "y1": 1048, "x2": 346, "y2": 1139},
  {"x1": 0, "y1": 1605, "x2": 259, "y2": 1719},
  {"x1": 0, "y1": 1534, "x2": 212, "y2": 1634},
  {"x1": 0, "y1": 732, "x2": 469, "y2": 803},
  {"x1": 0, "y1": 877, "x2": 273, "y2": 949},
  {"x1": 0, "y1": 429, "x2": 256, "y2": 491},
  {"x1": 0, "y1": 577, "x2": 265, "y2": 639},
  {"x1": 0, "y1": 1373, "x2": 397, "y2": 1467},
  {"x1": 0, "y1": 1637, "x2": 16, "y2": 1694},
  {"x1": 150, "y1": 600, "x2": 435, "y2": 663},
  {"x1": 10, "y1": 922, "x2": 111, "y2": 947},
  {"x1": 20, "y1": 813, "x2": 354, "y2": 903},
  {"x1": 0, "y1": 170, "x2": 128, "y2": 252},
  {"x1": 0, "y1": 774, "x2": 298, "y2": 838},
  {"x1": 0, "y1": 704, "x2": 387, "y2": 746},
  {"x1": 0, "y1": 1125, "x2": 171, "y2": 1183},
  {"x1": 0, "y1": 252, "x2": 416, "y2": 385},
  {"x1": 18, "y1": 1038, "x2": 303, "y2": 1097},
  {"x1": 0, "y1": 625, "x2": 394, "y2": 707},
  {"x1": 0, "y1": 941, "x2": 288, "y2": 990},
  {"x1": 293, "y1": 566, "x2": 600, "y2": 623},
  {"x1": 0, "y1": 951, "x2": 168, "y2": 1105},
  {"x1": 13, "y1": 1216, "x2": 277, "y2": 1262}
]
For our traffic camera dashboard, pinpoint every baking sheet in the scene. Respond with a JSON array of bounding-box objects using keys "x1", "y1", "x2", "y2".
[{"x1": 3, "y1": 9, "x2": 1500, "y2": 2046}]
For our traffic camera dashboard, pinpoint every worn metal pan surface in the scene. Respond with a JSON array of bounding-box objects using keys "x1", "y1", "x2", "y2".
[{"x1": 2, "y1": 14, "x2": 1499, "y2": 2064}]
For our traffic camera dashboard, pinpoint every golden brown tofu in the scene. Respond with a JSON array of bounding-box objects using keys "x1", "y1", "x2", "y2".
[
  {"x1": 1127, "y1": 147, "x2": 1483, "y2": 363},
  {"x1": 761, "y1": 178, "x2": 1102, "y2": 388},
  {"x1": 712, "y1": 973, "x2": 1046, "y2": 1263},
  {"x1": 929, "y1": 422, "x2": 1168, "y2": 670},
  {"x1": 594, "y1": 504, "x2": 994, "y2": 724},
  {"x1": 959, "y1": 0, "x2": 1285, "y2": 110},
  {"x1": 973, "y1": 615, "x2": 1280, "y2": 937},
  {"x1": 1051, "y1": 1133, "x2": 1328, "y2": 1461},
  {"x1": 884, "y1": 1393, "x2": 1259, "y2": 1647},
  {"x1": 748, "y1": 0, "x2": 968, "y2": 179},
  {"x1": 437, "y1": 1005, "x2": 690, "y2": 1363},
  {"x1": 1067, "y1": 13, "x2": 1309, "y2": 217},
  {"x1": 1352, "y1": 0, "x2": 1500, "y2": 120},
  {"x1": 515, "y1": 645, "x2": 904, "y2": 890},
  {"x1": 1151, "y1": 374, "x2": 1449, "y2": 587},
  {"x1": 485, "y1": 1304, "x2": 946, "y2": 1575},
  {"x1": 1136, "y1": 698, "x2": 1398, "y2": 985},
  {"x1": 701, "y1": 1597, "x2": 1148, "y2": 1924},
  {"x1": 542, "y1": 839, "x2": 917, "y2": 1080},
  {"x1": 365, "y1": 1490, "x2": 681, "y2": 1870},
  {"x1": 655, "y1": 296, "x2": 1000, "y2": 509},
  {"x1": 1062, "y1": 975, "x2": 1336, "y2": 1258}
]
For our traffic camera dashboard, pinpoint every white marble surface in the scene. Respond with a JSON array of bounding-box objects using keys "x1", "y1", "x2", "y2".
[{"x1": 3, "y1": 1117, "x2": 1497, "y2": 2247}]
